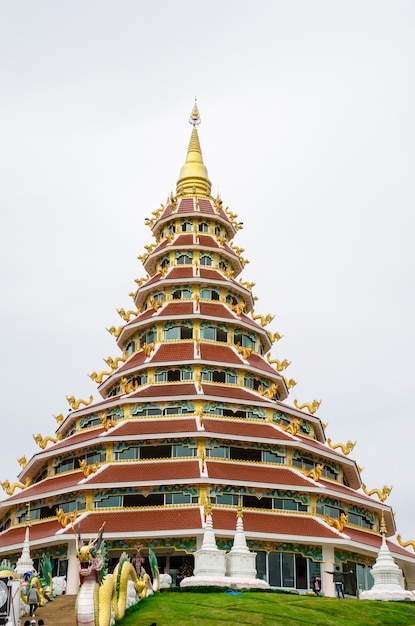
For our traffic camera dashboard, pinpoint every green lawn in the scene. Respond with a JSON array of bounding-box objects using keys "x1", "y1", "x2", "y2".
[{"x1": 118, "y1": 591, "x2": 415, "y2": 626}]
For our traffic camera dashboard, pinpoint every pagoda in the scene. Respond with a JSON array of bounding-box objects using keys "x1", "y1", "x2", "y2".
[{"x1": 0, "y1": 103, "x2": 415, "y2": 598}]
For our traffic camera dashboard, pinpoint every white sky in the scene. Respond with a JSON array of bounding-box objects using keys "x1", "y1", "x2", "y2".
[{"x1": 0, "y1": 1, "x2": 414, "y2": 541}]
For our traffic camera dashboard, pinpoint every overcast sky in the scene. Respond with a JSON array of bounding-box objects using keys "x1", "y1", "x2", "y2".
[{"x1": 1, "y1": 1, "x2": 414, "y2": 542}]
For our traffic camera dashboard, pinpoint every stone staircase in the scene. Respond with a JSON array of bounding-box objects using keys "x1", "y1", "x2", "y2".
[{"x1": 24, "y1": 594, "x2": 77, "y2": 626}]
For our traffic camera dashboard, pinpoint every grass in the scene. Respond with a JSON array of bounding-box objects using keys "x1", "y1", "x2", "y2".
[{"x1": 117, "y1": 590, "x2": 415, "y2": 626}]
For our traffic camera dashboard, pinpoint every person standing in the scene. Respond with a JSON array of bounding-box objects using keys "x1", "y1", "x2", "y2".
[
  {"x1": 27, "y1": 583, "x2": 40, "y2": 616},
  {"x1": 325, "y1": 565, "x2": 353, "y2": 598}
]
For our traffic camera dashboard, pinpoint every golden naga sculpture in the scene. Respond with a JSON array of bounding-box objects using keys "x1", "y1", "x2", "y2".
[
  {"x1": 1, "y1": 477, "x2": 31, "y2": 495},
  {"x1": 67, "y1": 395, "x2": 94, "y2": 410},
  {"x1": 267, "y1": 331, "x2": 283, "y2": 343},
  {"x1": 327, "y1": 439, "x2": 356, "y2": 455},
  {"x1": 216, "y1": 235, "x2": 227, "y2": 247},
  {"x1": 283, "y1": 377, "x2": 298, "y2": 390},
  {"x1": 107, "y1": 325, "x2": 123, "y2": 338},
  {"x1": 259, "y1": 382, "x2": 279, "y2": 400},
  {"x1": 236, "y1": 344, "x2": 252, "y2": 360},
  {"x1": 396, "y1": 535, "x2": 415, "y2": 553},
  {"x1": 267, "y1": 354, "x2": 291, "y2": 371},
  {"x1": 361, "y1": 484, "x2": 392, "y2": 502},
  {"x1": 79, "y1": 459, "x2": 100, "y2": 477},
  {"x1": 117, "y1": 308, "x2": 140, "y2": 322},
  {"x1": 141, "y1": 341, "x2": 155, "y2": 357},
  {"x1": 251, "y1": 311, "x2": 275, "y2": 327},
  {"x1": 225, "y1": 267, "x2": 235, "y2": 279},
  {"x1": 137, "y1": 253, "x2": 148, "y2": 263},
  {"x1": 230, "y1": 301, "x2": 246, "y2": 316},
  {"x1": 129, "y1": 291, "x2": 137, "y2": 300},
  {"x1": 17, "y1": 456, "x2": 27, "y2": 468},
  {"x1": 149, "y1": 296, "x2": 162, "y2": 311},
  {"x1": 100, "y1": 413, "x2": 115, "y2": 431},
  {"x1": 89, "y1": 370, "x2": 112, "y2": 384},
  {"x1": 282, "y1": 419, "x2": 301, "y2": 436},
  {"x1": 294, "y1": 399, "x2": 321, "y2": 414},
  {"x1": 120, "y1": 378, "x2": 139, "y2": 395},
  {"x1": 303, "y1": 463, "x2": 324, "y2": 481},
  {"x1": 144, "y1": 217, "x2": 155, "y2": 227},
  {"x1": 325, "y1": 512, "x2": 348, "y2": 532},
  {"x1": 239, "y1": 279, "x2": 255, "y2": 291},
  {"x1": 230, "y1": 243, "x2": 245, "y2": 256},
  {"x1": 134, "y1": 275, "x2": 150, "y2": 287},
  {"x1": 225, "y1": 208, "x2": 238, "y2": 221},
  {"x1": 33, "y1": 432, "x2": 62, "y2": 449},
  {"x1": 104, "y1": 356, "x2": 126, "y2": 371},
  {"x1": 56, "y1": 507, "x2": 78, "y2": 529},
  {"x1": 54, "y1": 413, "x2": 64, "y2": 425},
  {"x1": 144, "y1": 242, "x2": 156, "y2": 254}
]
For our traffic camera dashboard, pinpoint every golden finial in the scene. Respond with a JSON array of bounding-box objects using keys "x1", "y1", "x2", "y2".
[
  {"x1": 237, "y1": 495, "x2": 243, "y2": 519},
  {"x1": 176, "y1": 102, "x2": 211, "y2": 197},
  {"x1": 189, "y1": 98, "x2": 201, "y2": 126},
  {"x1": 379, "y1": 510, "x2": 387, "y2": 535}
]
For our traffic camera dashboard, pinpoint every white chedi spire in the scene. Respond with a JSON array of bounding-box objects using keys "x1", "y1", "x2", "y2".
[
  {"x1": 200, "y1": 512, "x2": 219, "y2": 551},
  {"x1": 15, "y1": 526, "x2": 36, "y2": 577},
  {"x1": 360, "y1": 514, "x2": 415, "y2": 601}
]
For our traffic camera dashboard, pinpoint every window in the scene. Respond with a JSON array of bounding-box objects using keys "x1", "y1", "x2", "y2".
[
  {"x1": 181, "y1": 221, "x2": 193, "y2": 232},
  {"x1": 140, "y1": 445, "x2": 171, "y2": 459},
  {"x1": 200, "y1": 288, "x2": 220, "y2": 301},
  {"x1": 115, "y1": 446, "x2": 139, "y2": 461},
  {"x1": 206, "y1": 446, "x2": 229, "y2": 458},
  {"x1": 165, "y1": 493, "x2": 191, "y2": 505},
  {"x1": 226, "y1": 294, "x2": 238, "y2": 306},
  {"x1": 198, "y1": 222, "x2": 209, "y2": 233},
  {"x1": 172, "y1": 288, "x2": 192, "y2": 300},
  {"x1": 167, "y1": 224, "x2": 176, "y2": 235},
  {"x1": 214, "y1": 225, "x2": 222, "y2": 237},
  {"x1": 95, "y1": 495, "x2": 122, "y2": 508},
  {"x1": 164, "y1": 325, "x2": 193, "y2": 340},
  {"x1": 172, "y1": 445, "x2": 197, "y2": 457},
  {"x1": 176, "y1": 253, "x2": 192, "y2": 265},
  {"x1": 234, "y1": 331, "x2": 256, "y2": 350},
  {"x1": 200, "y1": 255, "x2": 213, "y2": 266},
  {"x1": 273, "y1": 498, "x2": 307, "y2": 512},
  {"x1": 263, "y1": 450, "x2": 284, "y2": 464},
  {"x1": 243, "y1": 495, "x2": 273, "y2": 510},
  {"x1": 200, "y1": 326, "x2": 227, "y2": 342},
  {"x1": 125, "y1": 340, "x2": 135, "y2": 356},
  {"x1": 218, "y1": 259, "x2": 228, "y2": 271},
  {"x1": 139, "y1": 328, "x2": 156, "y2": 347},
  {"x1": 230, "y1": 447, "x2": 261, "y2": 462}
]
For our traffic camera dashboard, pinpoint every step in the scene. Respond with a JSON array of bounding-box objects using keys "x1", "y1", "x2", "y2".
[{"x1": 23, "y1": 594, "x2": 77, "y2": 626}]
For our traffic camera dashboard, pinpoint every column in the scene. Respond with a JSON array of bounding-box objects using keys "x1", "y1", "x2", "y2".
[
  {"x1": 322, "y1": 544, "x2": 335, "y2": 598},
  {"x1": 66, "y1": 540, "x2": 80, "y2": 595}
]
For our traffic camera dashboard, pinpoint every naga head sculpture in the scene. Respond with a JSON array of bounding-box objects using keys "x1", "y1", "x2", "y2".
[{"x1": 76, "y1": 523, "x2": 106, "y2": 580}]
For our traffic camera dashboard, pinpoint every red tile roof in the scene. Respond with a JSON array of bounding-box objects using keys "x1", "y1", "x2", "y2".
[
  {"x1": 4, "y1": 470, "x2": 86, "y2": 501},
  {"x1": 199, "y1": 344, "x2": 243, "y2": 364},
  {"x1": 213, "y1": 509, "x2": 340, "y2": 538},
  {"x1": 197, "y1": 235, "x2": 219, "y2": 248},
  {"x1": 114, "y1": 418, "x2": 198, "y2": 437},
  {"x1": 85, "y1": 460, "x2": 201, "y2": 484},
  {"x1": 130, "y1": 383, "x2": 197, "y2": 399},
  {"x1": 52, "y1": 428, "x2": 107, "y2": 452},
  {"x1": 202, "y1": 418, "x2": 294, "y2": 441},
  {"x1": 177, "y1": 198, "x2": 196, "y2": 214},
  {"x1": 199, "y1": 303, "x2": 235, "y2": 319},
  {"x1": 160, "y1": 302, "x2": 194, "y2": 316},
  {"x1": 247, "y1": 354, "x2": 277, "y2": 375},
  {"x1": 168, "y1": 267, "x2": 194, "y2": 279},
  {"x1": 206, "y1": 461, "x2": 311, "y2": 487},
  {"x1": 118, "y1": 351, "x2": 148, "y2": 373},
  {"x1": 174, "y1": 234, "x2": 194, "y2": 246},
  {"x1": 150, "y1": 343, "x2": 195, "y2": 363},
  {"x1": 199, "y1": 269, "x2": 225, "y2": 281},
  {"x1": 197, "y1": 199, "x2": 215, "y2": 215},
  {"x1": 0, "y1": 519, "x2": 62, "y2": 548},
  {"x1": 201, "y1": 384, "x2": 270, "y2": 403},
  {"x1": 67, "y1": 507, "x2": 203, "y2": 534}
]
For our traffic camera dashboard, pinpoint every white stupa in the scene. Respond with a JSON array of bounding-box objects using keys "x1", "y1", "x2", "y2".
[
  {"x1": 180, "y1": 499, "x2": 269, "y2": 589},
  {"x1": 14, "y1": 526, "x2": 36, "y2": 577},
  {"x1": 360, "y1": 513, "x2": 415, "y2": 601}
]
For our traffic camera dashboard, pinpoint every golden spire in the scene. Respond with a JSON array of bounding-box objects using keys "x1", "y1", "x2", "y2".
[
  {"x1": 380, "y1": 510, "x2": 387, "y2": 535},
  {"x1": 176, "y1": 100, "x2": 212, "y2": 198}
]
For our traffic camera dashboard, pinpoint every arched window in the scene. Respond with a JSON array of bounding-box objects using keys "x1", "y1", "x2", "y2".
[
  {"x1": 226, "y1": 294, "x2": 238, "y2": 306},
  {"x1": 200, "y1": 325, "x2": 228, "y2": 342},
  {"x1": 234, "y1": 330, "x2": 256, "y2": 350},
  {"x1": 167, "y1": 223, "x2": 176, "y2": 235},
  {"x1": 181, "y1": 221, "x2": 193, "y2": 232},
  {"x1": 176, "y1": 253, "x2": 192, "y2": 265},
  {"x1": 139, "y1": 327, "x2": 156, "y2": 347},
  {"x1": 218, "y1": 259, "x2": 228, "y2": 271},
  {"x1": 200, "y1": 255, "x2": 213, "y2": 266},
  {"x1": 198, "y1": 222, "x2": 209, "y2": 233}
]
